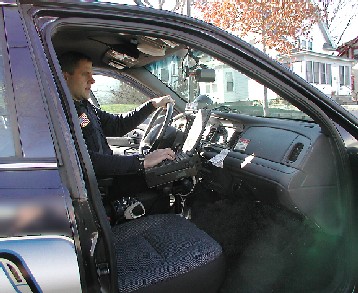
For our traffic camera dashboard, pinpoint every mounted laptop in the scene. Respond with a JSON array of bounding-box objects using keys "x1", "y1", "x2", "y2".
[{"x1": 145, "y1": 109, "x2": 210, "y2": 187}]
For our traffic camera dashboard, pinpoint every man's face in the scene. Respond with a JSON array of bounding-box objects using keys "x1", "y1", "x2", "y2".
[{"x1": 64, "y1": 59, "x2": 95, "y2": 101}]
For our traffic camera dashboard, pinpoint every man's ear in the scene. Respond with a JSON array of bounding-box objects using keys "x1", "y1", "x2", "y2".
[{"x1": 63, "y1": 72, "x2": 69, "y2": 81}]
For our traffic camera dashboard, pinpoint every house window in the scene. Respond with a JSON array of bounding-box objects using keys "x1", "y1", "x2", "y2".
[
  {"x1": 212, "y1": 83, "x2": 217, "y2": 93},
  {"x1": 320, "y1": 63, "x2": 326, "y2": 84},
  {"x1": 320, "y1": 63, "x2": 332, "y2": 84},
  {"x1": 306, "y1": 61, "x2": 313, "y2": 83},
  {"x1": 301, "y1": 40, "x2": 307, "y2": 50},
  {"x1": 307, "y1": 40, "x2": 313, "y2": 51},
  {"x1": 327, "y1": 64, "x2": 332, "y2": 84},
  {"x1": 226, "y1": 72, "x2": 234, "y2": 92},
  {"x1": 353, "y1": 47, "x2": 358, "y2": 59},
  {"x1": 313, "y1": 62, "x2": 319, "y2": 84},
  {"x1": 306, "y1": 61, "x2": 332, "y2": 85},
  {"x1": 339, "y1": 65, "x2": 350, "y2": 86},
  {"x1": 297, "y1": 38, "x2": 312, "y2": 51}
]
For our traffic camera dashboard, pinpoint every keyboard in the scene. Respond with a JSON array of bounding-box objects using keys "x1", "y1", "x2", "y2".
[{"x1": 145, "y1": 152, "x2": 201, "y2": 187}]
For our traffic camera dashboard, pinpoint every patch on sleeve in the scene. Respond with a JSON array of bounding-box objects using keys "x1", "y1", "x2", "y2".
[{"x1": 79, "y1": 113, "x2": 90, "y2": 128}]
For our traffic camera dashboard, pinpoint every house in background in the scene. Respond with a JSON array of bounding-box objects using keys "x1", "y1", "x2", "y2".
[
  {"x1": 199, "y1": 21, "x2": 355, "y2": 107},
  {"x1": 149, "y1": 21, "x2": 355, "y2": 109},
  {"x1": 337, "y1": 36, "x2": 358, "y2": 102},
  {"x1": 278, "y1": 23, "x2": 355, "y2": 104}
]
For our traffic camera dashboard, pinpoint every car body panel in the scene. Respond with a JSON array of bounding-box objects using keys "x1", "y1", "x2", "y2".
[
  {"x1": 4, "y1": 6, "x2": 56, "y2": 158},
  {"x1": 0, "y1": 169, "x2": 73, "y2": 237},
  {"x1": 0, "y1": 236, "x2": 81, "y2": 292},
  {"x1": 1, "y1": 4, "x2": 105, "y2": 291}
]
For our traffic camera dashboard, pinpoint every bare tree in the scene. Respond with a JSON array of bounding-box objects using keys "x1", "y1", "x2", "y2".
[{"x1": 316, "y1": 0, "x2": 358, "y2": 45}]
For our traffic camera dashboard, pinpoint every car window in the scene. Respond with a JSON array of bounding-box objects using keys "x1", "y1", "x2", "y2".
[
  {"x1": 0, "y1": 20, "x2": 15, "y2": 158},
  {"x1": 146, "y1": 50, "x2": 312, "y2": 121},
  {"x1": 92, "y1": 74, "x2": 149, "y2": 114}
]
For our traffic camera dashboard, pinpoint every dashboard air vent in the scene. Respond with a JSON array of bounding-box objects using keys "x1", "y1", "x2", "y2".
[{"x1": 288, "y1": 143, "x2": 304, "y2": 162}]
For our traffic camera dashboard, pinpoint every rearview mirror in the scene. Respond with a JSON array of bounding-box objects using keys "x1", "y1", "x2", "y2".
[{"x1": 195, "y1": 68, "x2": 215, "y2": 83}]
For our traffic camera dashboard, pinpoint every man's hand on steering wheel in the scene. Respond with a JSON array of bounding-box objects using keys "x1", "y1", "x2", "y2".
[
  {"x1": 140, "y1": 95, "x2": 175, "y2": 153},
  {"x1": 151, "y1": 95, "x2": 175, "y2": 108},
  {"x1": 139, "y1": 96, "x2": 176, "y2": 168},
  {"x1": 143, "y1": 148, "x2": 175, "y2": 169}
]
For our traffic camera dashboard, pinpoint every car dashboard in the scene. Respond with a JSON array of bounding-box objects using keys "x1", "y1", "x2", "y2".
[{"x1": 186, "y1": 112, "x2": 341, "y2": 233}]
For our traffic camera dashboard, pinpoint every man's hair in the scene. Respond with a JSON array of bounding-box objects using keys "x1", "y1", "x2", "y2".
[{"x1": 58, "y1": 51, "x2": 92, "y2": 74}]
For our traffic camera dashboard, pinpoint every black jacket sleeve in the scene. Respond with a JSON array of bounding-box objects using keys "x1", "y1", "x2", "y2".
[
  {"x1": 89, "y1": 151, "x2": 142, "y2": 177},
  {"x1": 76, "y1": 100, "x2": 156, "y2": 176},
  {"x1": 86, "y1": 101, "x2": 155, "y2": 176},
  {"x1": 96, "y1": 101, "x2": 156, "y2": 137}
]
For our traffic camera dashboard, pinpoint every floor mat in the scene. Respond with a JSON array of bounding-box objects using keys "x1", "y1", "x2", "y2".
[{"x1": 191, "y1": 196, "x2": 344, "y2": 293}]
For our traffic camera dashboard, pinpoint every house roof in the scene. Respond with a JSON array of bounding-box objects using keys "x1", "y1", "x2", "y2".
[
  {"x1": 318, "y1": 22, "x2": 337, "y2": 51},
  {"x1": 278, "y1": 50, "x2": 354, "y2": 63},
  {"x1": 337, "y1": 36, "x2": 358, "y2": 57}
]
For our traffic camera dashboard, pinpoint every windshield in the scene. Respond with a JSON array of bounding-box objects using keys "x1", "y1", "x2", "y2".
[{"x1": 146, "y1": 50, "x2": 312, "y2": 121}]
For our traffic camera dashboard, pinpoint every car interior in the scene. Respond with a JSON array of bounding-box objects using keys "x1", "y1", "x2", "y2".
[{"x1": 46, "y1": 16, "x2": 353, "y2": 293}]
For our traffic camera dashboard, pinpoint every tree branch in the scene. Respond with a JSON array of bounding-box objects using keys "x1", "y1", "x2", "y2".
[{"x1": 336, "y1": 14, "x2": 357, "y2": 44}]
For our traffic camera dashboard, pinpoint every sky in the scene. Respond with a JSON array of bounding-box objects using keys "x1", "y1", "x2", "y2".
[
  {"x1": 340, "y1": 23, "x2": 357, "y2": 44},
  {"x1": 329, "y1": 5, "x2": 358, "y2": 45}
]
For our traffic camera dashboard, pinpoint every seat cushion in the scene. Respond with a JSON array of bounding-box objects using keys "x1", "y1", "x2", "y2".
[{"x1": 112, "y1": 214, "x2": 224, "y2": 293}]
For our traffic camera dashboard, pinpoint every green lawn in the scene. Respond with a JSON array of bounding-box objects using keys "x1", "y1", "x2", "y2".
[{"x1": 101, "y1": 104, "x2": 139, "y2": 114}]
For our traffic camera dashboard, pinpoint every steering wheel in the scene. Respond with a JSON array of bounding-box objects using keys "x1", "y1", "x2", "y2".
[{"x1": 139, "y1": 102, "x2": 173, "y2": 154}]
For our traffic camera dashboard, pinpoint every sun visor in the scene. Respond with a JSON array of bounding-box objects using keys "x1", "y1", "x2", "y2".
[{"x1": 137, "y1": 43, "x2": 166, "y2": 56}]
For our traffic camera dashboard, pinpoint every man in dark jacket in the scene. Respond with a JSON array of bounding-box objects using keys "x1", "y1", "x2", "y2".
[{"x1": 59, "y1": 51, "x2": 175, "y2": 199}]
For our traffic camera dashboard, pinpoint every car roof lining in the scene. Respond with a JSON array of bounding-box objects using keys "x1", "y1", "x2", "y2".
[{"x1": 52, "y1": 25, "x2": 187, "y2": 70}]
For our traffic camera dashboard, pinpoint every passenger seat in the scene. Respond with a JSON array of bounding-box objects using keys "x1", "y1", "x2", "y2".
[{"x1": 112, "y1": 214, "x2": 225, "y2": 293}]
